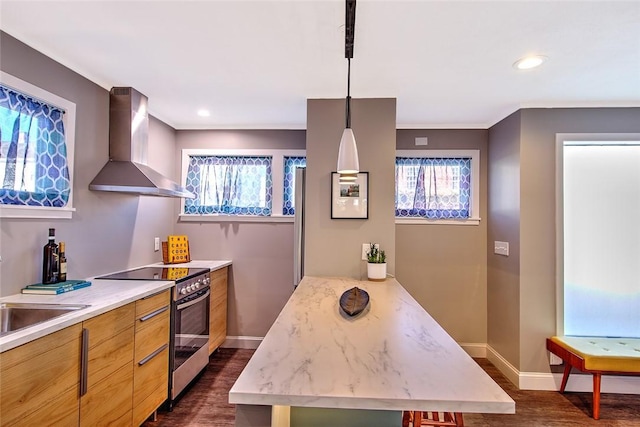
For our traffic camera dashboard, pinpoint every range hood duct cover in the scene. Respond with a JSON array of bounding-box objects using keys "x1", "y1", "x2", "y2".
[{"x1": 89, "y1": 87, "x2": 195, "y2": 198}]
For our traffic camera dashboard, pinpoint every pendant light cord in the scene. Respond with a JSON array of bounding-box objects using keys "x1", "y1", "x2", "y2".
[{"x1": 346, "y1": 57, "x2": 352, "y2": 129}]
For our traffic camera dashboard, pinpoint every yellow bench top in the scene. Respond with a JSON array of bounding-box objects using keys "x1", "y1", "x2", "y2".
[{"x1": 550, "y1": 336, "x2": 640, "y2": 373}]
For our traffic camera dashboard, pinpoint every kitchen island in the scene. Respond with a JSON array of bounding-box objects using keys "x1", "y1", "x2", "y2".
[{"x1": 229, "y1": 276, "x2": 515, "y2": 427}]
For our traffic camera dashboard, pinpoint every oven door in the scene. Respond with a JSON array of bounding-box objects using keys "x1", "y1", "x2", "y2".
[{"x1": 174, "y1": 287, "x2": 210, "y2": 372}]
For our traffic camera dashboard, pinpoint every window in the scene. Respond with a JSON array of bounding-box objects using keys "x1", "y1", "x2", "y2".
[
  {"x1": 395, "y1": 150, "x2": 479, "y2": 225},
  {"x1": 180, "y1": 149, "x2": 305, "y2": 222},
  {"x1": 184, "y1": 155, "x2": 272, "y2": 216},
  {"x1": 558, "y1": 136, "x2": 640, "y2": 338},
  {"x1": 0, "y1": 72, "x2": 76, "y2": 219},
  {"x1": 283, "y1": 156, "x2": 306, "y2": 215}
]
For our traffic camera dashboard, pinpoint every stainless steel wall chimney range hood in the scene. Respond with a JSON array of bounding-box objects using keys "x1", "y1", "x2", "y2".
[{"x1": 89, "y1": 87, "x2": 195, "y2": 198}]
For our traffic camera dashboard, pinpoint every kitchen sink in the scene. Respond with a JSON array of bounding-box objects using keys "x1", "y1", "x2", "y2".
[{"x1": 0, "y1": 302, "x2": 89, "y2": 337}]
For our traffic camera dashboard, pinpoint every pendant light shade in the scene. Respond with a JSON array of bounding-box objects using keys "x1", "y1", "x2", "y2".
[{"x1": 337, "y1": 128, "x2": 359, "y2": 174}]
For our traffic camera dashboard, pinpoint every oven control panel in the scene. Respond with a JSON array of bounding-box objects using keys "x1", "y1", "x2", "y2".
[{"x1": 176, "y1": 273, "x2": 210, "y2": 299}]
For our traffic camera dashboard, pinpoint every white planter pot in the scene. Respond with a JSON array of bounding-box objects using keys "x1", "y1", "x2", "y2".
[{"x1": 367, "y1": 263, "x2": 387, "y2": 281}]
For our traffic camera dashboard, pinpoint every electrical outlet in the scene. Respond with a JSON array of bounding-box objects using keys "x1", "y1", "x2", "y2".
[
  {"x1": 154, "y1": 237, "x2": 160, "y2": 252},
  {"x1": 549, "y1": 353, "x2": 563, "y2": 365},
  {"x1": 362, "y1": 243, "x2": 379, "y2": 260},
  {"x1": 362, "y1": 243, "x2": 369, "y2": 260}
]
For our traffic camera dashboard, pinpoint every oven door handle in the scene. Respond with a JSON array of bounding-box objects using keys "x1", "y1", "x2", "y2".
[{"x1": 177, "y1": 288, "x2": 210, "y2": 310}]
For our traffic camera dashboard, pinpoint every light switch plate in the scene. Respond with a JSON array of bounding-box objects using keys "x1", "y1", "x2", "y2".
[
  {"x1": 494, "y1": 241, "x2": 509, "y2": 256},
  {"x1": 154, "y1": 237, "x2": 160, "y2": 252}
]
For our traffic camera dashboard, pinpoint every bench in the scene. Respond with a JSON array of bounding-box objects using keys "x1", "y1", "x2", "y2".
[{"x1": 546, "y1": 336, "x2": 640, "y2": 420}]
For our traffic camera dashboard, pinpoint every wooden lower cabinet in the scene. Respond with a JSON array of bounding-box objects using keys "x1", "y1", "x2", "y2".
[
  {"x1": 132, "y1": 289, "x2": 170, "y2": 426},
  {"x1": 80, "y1": 303, "x2": 135, "y2": 426},
  {"x1": 0, "y1": 291, "x2": 171, "y2": 427},
  {"x1": 80, "y1": 362, "x2": 134, "y2": 426},
  {"x1": 209, "y1": 267, "x2": 228, "y2": 354},
  {"x1": 0, "y1": 324, "x2": 82, "y2": 427}
]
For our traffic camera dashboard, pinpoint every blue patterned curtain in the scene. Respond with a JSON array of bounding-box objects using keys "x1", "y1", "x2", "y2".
[
  {"x1": 395, "y1": 157, "x2": 471, "y2": 219},
  {"x1": 0, "y1": 84, "x2": 70, "y2": 207},
  {"x1": 184, "y1": 155, "x2": 272, "y2": 215},
  {"x1": 282, "y1": 156, "x2": 306, "y2": 215}
]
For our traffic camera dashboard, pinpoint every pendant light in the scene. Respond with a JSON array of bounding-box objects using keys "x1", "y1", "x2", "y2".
[{"x1": 337, "y1": 0, "x2": 359, "y2": 176}]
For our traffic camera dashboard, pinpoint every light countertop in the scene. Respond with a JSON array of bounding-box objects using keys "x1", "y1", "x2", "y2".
[
  {"x1": 229, "y1": 276, "x2": 515, "y2": 414},
  {"x1": 149, "y1": 260, "x2": 231, "y2": 271},
  {"x1": 0, "y1": 260, "x2": 231, "y2": 353}
]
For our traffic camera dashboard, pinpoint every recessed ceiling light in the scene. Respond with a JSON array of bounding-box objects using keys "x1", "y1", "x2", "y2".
[
  {"x1": 197, "y1": 109, "x2": 210, "y2": 117},
  {"x1": 513, "y1": 55, "x2": 547, "y2": 70}
]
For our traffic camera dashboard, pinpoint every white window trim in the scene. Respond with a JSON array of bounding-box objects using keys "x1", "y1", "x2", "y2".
[
  {"x1": 394, "y1": 149, "x2": 480, "y2": 226},
  {"x1": 0, "y1": 72, "x2": 76, "y2": 219},
  {"x1": 179, "y1": 148, "x2": 305, "y2": 223}
]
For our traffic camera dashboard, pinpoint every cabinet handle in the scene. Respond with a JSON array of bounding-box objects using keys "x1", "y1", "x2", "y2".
[
  {"x1": 80, "y1": 328, "x2": 89, "y2": 396},
  {"x1": 139, "y1": 305, "x2": 169, "y2": 322},
  {"x1": 138, "y1": 343, "x2": 169, "y2": 366}
]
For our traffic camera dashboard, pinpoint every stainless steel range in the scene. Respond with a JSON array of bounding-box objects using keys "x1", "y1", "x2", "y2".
[{"x1": 95, "y1": 266, "x2": 211, "y2": 407}]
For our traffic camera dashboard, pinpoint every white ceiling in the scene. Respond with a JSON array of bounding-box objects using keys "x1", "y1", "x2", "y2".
[{"x1": 1, "y1": 1, "x2": 639, "y2": 130}]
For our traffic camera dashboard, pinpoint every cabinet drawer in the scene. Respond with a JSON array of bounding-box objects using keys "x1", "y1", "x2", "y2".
[
  {"x1": 133, "y1": 345, "x2": 169, "y2": 426},
  {"x1": 135, "y1": 307, "x2": 169, "y2": 363},
  {"x1": 136, "y1": 289, "x2": 171, "y2": 319}
]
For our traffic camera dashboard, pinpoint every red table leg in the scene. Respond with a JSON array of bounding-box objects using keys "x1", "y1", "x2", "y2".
[
  {"x1": 560, "y1": 362, "x2": 572, "y2": 392},
  {"x1": 593, "y1": 373, "x2": 601, "y2": 420}
]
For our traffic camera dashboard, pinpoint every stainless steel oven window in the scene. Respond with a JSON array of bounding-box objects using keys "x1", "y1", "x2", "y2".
[{"x1": 174, "y1": 288, "x2": 210, "y2": 371}]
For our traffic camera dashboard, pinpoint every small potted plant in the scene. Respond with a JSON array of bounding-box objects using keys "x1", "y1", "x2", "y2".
[{"x1": 366, "y1": 242, "x2": 387, "y2": 281}]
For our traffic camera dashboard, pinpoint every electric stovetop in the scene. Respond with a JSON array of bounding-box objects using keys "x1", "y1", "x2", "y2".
[{"x1": 95, "y1": 266, "x2": 209, "y2": 282}]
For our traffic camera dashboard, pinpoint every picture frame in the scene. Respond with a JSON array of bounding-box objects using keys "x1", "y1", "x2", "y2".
[{"x1": 331, "y1": 172, "x2": 368, "y2": 219}]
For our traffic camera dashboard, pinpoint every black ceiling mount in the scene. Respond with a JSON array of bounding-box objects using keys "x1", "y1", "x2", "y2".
[{"x1": 345, "y1": 0, "x2": 356, "y2": 59}]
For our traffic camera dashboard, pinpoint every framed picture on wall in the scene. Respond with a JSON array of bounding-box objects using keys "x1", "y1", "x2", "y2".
[{"x1": 331, "y1": 172, "x2": 368, "y2": 219}]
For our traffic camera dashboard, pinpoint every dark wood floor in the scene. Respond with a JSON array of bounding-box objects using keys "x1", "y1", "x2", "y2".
[{"x1": 144, "y1": 348, "x2": 640, "y2": 426}]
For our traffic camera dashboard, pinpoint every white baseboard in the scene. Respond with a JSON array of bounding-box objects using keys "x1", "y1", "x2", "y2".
[
  {"x1": 487, "y1": 344, "x2": 640, "y2": 394},
  {"x1": 486, "y1": 345, "x2": 521, "y2": 387},
  {"x1": 222, "y1": 335, "x2": 263, "y2": 349},
  {"x1": 459, "y1": 342, "x2": 487, "y2": 358},
  {"x1": 520, "y1": 371, "x2": 640, "y2": 394}
]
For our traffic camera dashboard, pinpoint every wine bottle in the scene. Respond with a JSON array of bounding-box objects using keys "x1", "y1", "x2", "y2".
[
  {"x1": 58, "y1": 241, "x2": 67, "y2": 282},
  {"x1": 42, "y1": 228, "x2": 59, "y2": 284}
]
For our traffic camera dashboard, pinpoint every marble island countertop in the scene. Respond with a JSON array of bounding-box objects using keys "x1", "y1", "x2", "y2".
[
  {"x1": 0, "y1": 260, "x2": 231, "y2": 352},
  {"x1": 229, "y1": 276, "x2": 515, "y2": 414}
]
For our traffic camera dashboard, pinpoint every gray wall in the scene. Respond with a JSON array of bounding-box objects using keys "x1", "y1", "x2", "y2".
[
  {"x1": 395, "y1": 129, "x2": 488, "y2": 344},
  {"x1": 487, "y1": 111, "x2": 522, "y2": 367},
  {"x1": 173, "y1": 130, "x2": 305, "y2": 337},
  {"x1": 0, "y1": 32, "x2": 174, "y2": 296},
  {"x1": 305, "y1": 98, "x2": 397, "y2": 279},
  {"x1": 488, "y1": 107, "x2": 640, "y2": 373}
]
